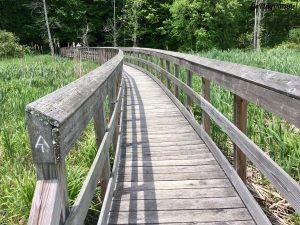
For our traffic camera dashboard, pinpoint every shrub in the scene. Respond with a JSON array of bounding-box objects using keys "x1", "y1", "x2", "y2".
[
  {"x1": 288, "y1": 28, "x2": 300, "y2": 44},
  {"x1": 0, "y1": 30, "x2": 28, "y2": 58}
]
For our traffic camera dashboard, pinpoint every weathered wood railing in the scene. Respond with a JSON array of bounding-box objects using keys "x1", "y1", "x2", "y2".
[
  {"x1": 26, "y1": 48, "x2": 124, "y2": 225},
  {"x1": 120, "y1": 47, "x2": 300, "y2": 223}
]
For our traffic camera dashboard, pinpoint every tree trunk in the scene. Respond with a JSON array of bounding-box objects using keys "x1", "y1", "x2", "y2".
[
  {"x1": 253, "y1": 0, "x2": 266, "y2": 51},
  {"x1": 113, "y1": 0, "x2": 117, "y2": 47},
  {"x1": 42, "y1": 0, "x2": 54, "y2": 56}
]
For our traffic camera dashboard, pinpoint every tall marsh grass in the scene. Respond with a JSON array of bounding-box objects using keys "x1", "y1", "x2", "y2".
[{"x1": 0, "y1": 55, "x2": 98, "y2": 224}]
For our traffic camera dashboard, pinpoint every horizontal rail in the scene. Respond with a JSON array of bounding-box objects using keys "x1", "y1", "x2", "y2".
[
  {"x1": 125, "y1": 54, "x2": 300, "y2": 216},
  {"x1": 65, "y1": 79, "x2": 124, "y2": 225},
  {"x1": 122, "y1": 48, "x2": 300, "y2": 128},
  {"x1": 27, "y1": 48, "x2": 124, "y2": 225},
  {"x1": 127, "y1": 61, "x2": 271, "y2": 225}
]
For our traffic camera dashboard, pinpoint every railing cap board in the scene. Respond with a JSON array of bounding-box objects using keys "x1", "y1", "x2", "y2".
[
  {"x1": 122, "y1": 47, "x2": 300, "y2": 100},
  {"x1": 26, "y1": 50, "x2": 123, "y2": 126}
]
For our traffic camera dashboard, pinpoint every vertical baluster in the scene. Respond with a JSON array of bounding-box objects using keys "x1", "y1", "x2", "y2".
[
  {"x1": 233, "y1": 95, "x2": 247, "y2": 182},
  {"x1": 93, "y1": 100, "x2": 110, "y2": 199},
  {"x1": 174, "y1": 65, "x2": 179, "y2": 98},
  {"x1": 166, "y1": 61, "x2": 171, "y2": 90},
  {"x1": 186, "y1": 69, "x2": 193, "y2": 111},
  {"x1": 202, "y1": 78, "x2": 211, "y2": 135}
]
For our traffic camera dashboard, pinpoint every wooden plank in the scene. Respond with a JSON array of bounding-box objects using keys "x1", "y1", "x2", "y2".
[
  {"x1": 202, "y1": 77, "x2": 211, "y2": 135},
  {"x1": 174, "y1": 64, "x2": 180, "y2": 98},
  {"x1": 93, "y1": 101, "x2": 111, "y2": 199},
  {"x1": 122, "y1": 152, "x2": 213, "y2": 161},
  {"x1": 233, "y1": 95, "x2": 247, "y2": 182},
  {"x1": 117, "y1": 179, "x2": 233, "y2": 191},
  {"x1": 186, "y1": 69, "x2": 192, "y2": 110},
  {"x1": 26, "y1": 50, "x2": 123, "y2": 159},
  {"x1": 64, "y1": 81, "x2": 124, "y2": 225},
  {"x1": 113, "y1": 187, "x2": 238, "y2": 200},
  {"x1": 124, "y1": 52, "x2": 300, "y2": 128},
  {"x1": 118, "y1": 164, "x2": 221, "y2": 175},
  {"x1": 127, "y1": 64, "x2": 270, "y2": 224},
  {"x1": 97, "y1": 74, "x2": 126, "y2": 225},
  {"x1": 111, "y1": 197, "x2": 244, "y2": 211},
  {"x1": 108, "y1": 208, "x2": 252, "y2": 224},
  {"x1": 130, "y1": 61, "x2": 300, "y2": 214},
  {"x1": 118, "y1": 171, "x2": 226, "y2": 182},
  {"x1": 28, "y1": 180, "x2": 61, "y2": 225}
]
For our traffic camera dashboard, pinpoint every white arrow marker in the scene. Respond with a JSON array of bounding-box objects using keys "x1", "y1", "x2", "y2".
[{"x1": 35, "y1": 135, "x2": 50, "y2": 153}]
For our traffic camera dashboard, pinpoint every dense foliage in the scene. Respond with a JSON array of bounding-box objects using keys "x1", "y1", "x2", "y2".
[
  {"x1": 0, "y1": 0, "x2": 299, "y2": 51},
  {"x1": 0, "y1": 30, "x2": 28, "y2": 58}
]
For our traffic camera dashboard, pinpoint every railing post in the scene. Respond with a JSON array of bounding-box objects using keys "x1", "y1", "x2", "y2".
[
  {"x1": 174, "y1": 64, "x2": 179, "y2": 98},
  {"x1": 233, "y1": 95, "x2": 247, "y2": 183},
  {"x1": 146, "y1": 55, "x2": 150, "y2": 72},
  {"x1": 202, "y1": 78, "x2": 211, "y2": 135},
  {"x1": 166, "y1": 61, "x2": 171, "y2": 90},
  {"x1": 93, "y1": 100, "x2": 111, "y2": 199},
  {"x1": 159, "y1": 58, "x2": 164, "y2": 83},
  {"x1": 26, "y1": 113, "x2": 70, "y2": 224},
  {"x1": 110, "y1": 80, "x2": 117, "y2": 156},
  {"x1": 186, "y1": 69, "x2": 193, "y2": 111}
]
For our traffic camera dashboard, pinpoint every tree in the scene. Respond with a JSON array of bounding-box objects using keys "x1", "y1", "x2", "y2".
[
  {"x1": 253, "y1": 0, "x2": 265, "y2": 51},
  {"x1": 42, "y1": 0, "x2": 54, "y2": 56}
]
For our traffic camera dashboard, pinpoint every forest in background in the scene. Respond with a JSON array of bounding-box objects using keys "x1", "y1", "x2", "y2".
[{"x1": 0, "y1": 0, "x2": 300, "y2": 51}]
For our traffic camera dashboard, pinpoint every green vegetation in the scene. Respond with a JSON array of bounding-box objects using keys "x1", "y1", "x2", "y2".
[
  {"x1": 0, "y1": 55, "x2": 98, "y2": 225},
  {"x1": 192, "y1": 48, "x2": 300, "y2": 181},
  {"x1": 0, "y1": 30, "x2": 29, "y2": 58},
  {"x1": 1, "y1": 0, "x2": 299, "y2": 50}
]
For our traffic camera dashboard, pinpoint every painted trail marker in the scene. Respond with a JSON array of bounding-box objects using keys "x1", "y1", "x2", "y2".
[{"x1": 35, "y1": 135, "x2": 50, "y2": 153}]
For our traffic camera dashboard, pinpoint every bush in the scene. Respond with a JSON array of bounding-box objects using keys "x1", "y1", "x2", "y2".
[
  {"x1": 288, "y1": 28, "x2": 300, "y2": 44},
  {"x1": 0, "y1": 30, "x2": 28, "y2": 58}
]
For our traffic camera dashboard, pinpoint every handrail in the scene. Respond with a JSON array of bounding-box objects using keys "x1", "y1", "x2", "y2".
[
  {"x1": 26, "y1": 48, "x2": 123, "y2": 225},
  {"x1": 121, "y1": 48, "x2": 300, "y2": 221}
]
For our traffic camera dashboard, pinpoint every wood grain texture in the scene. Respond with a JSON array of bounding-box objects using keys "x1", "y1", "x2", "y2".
[
  {"x1": 124, "y1": 63, "x2": 270, "y2": 225},
  {"x1": 28, "y1": 180, "x2": 61, "y2": 225},
  {"x1": 105, "y1": 65, "x2": 257, "y2": 225},
  {"x1": 123, "y1": 48, "x2": 300, "y2": 128}
]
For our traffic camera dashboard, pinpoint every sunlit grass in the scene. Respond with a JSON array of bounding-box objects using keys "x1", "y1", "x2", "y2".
[{"x1": 0, "y1": 54, "x2": 98, "y2": 225}]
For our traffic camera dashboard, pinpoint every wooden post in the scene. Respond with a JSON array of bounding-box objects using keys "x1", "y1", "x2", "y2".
[
  {"x1": 202, "y1": 78, "x2": 211, "y2": 135},
  {"x1": 233, "y1": 95, "x2": 247, "y2": 183},
  {"x1": 146, "y1": 55, "x2": 149, "y2": 72},
  {"x1": 166, "y1": 61, "x2": 171, "y2": 90},
  {"x1": 186, "y1": 69, "x2": 193, "y2": 111},
  {"x1": 110, "y1": 81, "x2": 117, "y2": 156},
  {"x1": 93, "y1": 101, "x2": 111, "y2": 199},
  {"x1": 26, "y1": 113, "x2": 70, "y2": 223},
  {"x1": 174, "y1": 64, "x2": 179, "y2": 98},
  {"x1": 160, "y1": 58, "x2": 164, "y2": 82}
]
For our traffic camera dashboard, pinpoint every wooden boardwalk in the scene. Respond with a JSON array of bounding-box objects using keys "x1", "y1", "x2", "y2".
[{"x1": 107, "y1": 65, "x2": 256, "y2": 224}]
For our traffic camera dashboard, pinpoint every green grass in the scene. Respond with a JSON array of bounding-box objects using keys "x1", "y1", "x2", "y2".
[
  {"x1": 0, "y1": 54, "x2": 98, "y2": 225},
  {"x1": 194, "y1": 48, "x2": 300, "y2": 181}
]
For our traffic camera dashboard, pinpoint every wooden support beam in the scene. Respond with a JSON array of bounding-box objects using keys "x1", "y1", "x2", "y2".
[
  {"x1": 160, "y1": 58, "x2": 164, "y2": 82},
  {"x1": 166, "y1": 61, "x2": 171, "y2": 90},
  {"x1": 94, "y1": 101, "x2": 111, "y2": 199},
  {"x1": 202, "y1": 78, "x2": 211, "y2": 135},
  {"x1": 233, "y1": 95, "x2": 247, "y2": 183},
  {"x1": 186, "y1": 69, "x2": 193, "y2": 111},
  {"x1": 174, "y1": 64, "x2": 179, "y2": 98}
]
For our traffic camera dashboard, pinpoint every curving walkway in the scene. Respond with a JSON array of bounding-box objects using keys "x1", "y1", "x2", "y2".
[{"x1": 107, "y1": 65, "x2": 256, "y2": 224}]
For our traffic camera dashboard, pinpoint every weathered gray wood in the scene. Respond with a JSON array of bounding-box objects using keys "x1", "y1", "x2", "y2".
[
  {"x1": 186, "y1": 69, "x2": 193, "y2": 110},
  {"x1": 233, "y1": 95, "x2": 247, "y2": 182},
  {"x1": 202, "y1": 77, "x2": 211, "y2": 135},
  {"x1": 109, "y1": 208, "x2": 252, "y2": 224},
  {"x1": 93, "y1": 101, "x2": 111, "y2": 199},
  {"x1": 28, "y1": 180, "x2": 61, "y2": 225},
  {"x1": 114, "y1": 187, "x2": 238, "y2": 200},
  {"x1": 126, "y1": 63, "x2": 270, "y2": 225},
  {"x1": 26, "y1": 50, "x2": 123, "y2": 159},
  {"x1": 97, "y1": 77, "x2": 126, "y2": 225},
  {"x1": 111, "y1": 197, "x2": 244, "y2": 211},
  {"x1": 174, "y1": 64, "x2": 180, "y2": 98},
  {"x1": 123, "y1": 49, "x2": 300, "y2": 128},
  {"x1": 64, "y1": 80, "x2": 124, "y2": 225}
]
